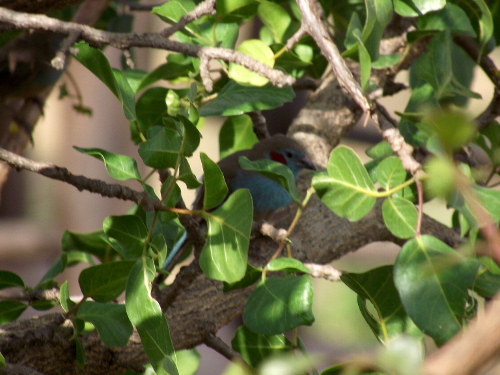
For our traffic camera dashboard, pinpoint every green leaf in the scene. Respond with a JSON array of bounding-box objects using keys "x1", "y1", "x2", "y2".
[
  {"x1": 175, "y1": 349, "x2": 200, "y2": 375},
  {"x1": 258, "y1": 2, "x2": 292, "y2": 43},
  {"x1": 456, "y1": 0, "x2": 494, "y2": 55},
  {"x1": 0, "y1": 301, "x2": 27, "y2": 324},
  {"x1": 59, "y1": 281, "x2": 75, "y2": 313},
  {"x1": 152, "y1": 0, "x2": 201, "y2": 38},
  {"x1": 375, "y1": 156, "x2": 406, "y2": 189},
  {"x1": 213, "y1": 23, "x2": 239, "y2": 49},
  {"x1": 219, "y1": 115, "x2": 258, "y2": 159},
  {"x1": 417, "y1": 3, "x2": 476, "y2": 36},
  {"x1": 223, "y1": 264, "x2": 262, "y2": 292},
  {"x1": 0, "y1": 352, "x2": 4, "y2": 368},
  {"x1": 121, "y1": 69, "x2": 146, "y2": 93},
  {"x1": 473, "y1": 258, "x2": 500, "y2": 298},
  {"x1": 394, "y1": 0, "x2": 445, "y2": 17},
  {"x1": 136, "y1": 87, "x2": 168, "y2": 135},
  {"x1": 394, "y1": 235, "x2": 479, "y2": 343},
  {"x1": 75, "y1": 337, "x2": 85, "y2": 369},
  {"x1": 0, "y1": 270, "x2": 25, "y2": 290},
  {"x1": 474, "y1": 121, "x2": 500, "y2": 164},
  {"x1": 37, "y1": 254, "x2": 68, "y2": 287},
  {"x1": 178, "y1": 157, "x2": 202, "y2": 189},
  {"x1": 77, "y1": 301, "x2": 133, "y2": 347},
  {"x1": 382, "y1": 197, "x2": 417, "y2": 239},
  {"x1": 73, "y1": 147, "x2": 141, "y2": 181},
  {"x1": 200, "y1": 189, "x2": 253, "y2": 283},
  {"x1": 243, "y1": 275, "x2": 315, "y2": 335},
  {"x1": 343, "y1": 0, "x2": 393, "y2": 61},
  {"x1": 353, "y1": 30, "x2": 371, "y2": 90},
  {"x1": 136, "y1": 58, "x2": 195, "y2": 92},
  {"x1": 217, "y1": 0, "x2": 257, "y2": 18},
  {"x1": 312, "y1": 145, "x2": 377, "y2": 221},
  {"x1": 366, "y1": 141, "x2": 393, "y2": 159},
  {"x1": 177, "y1": 116, "x2": 201, "y2": 157},
  {"x1": 239, "y1": 156, "x2": 301, "y2": 204},
  {"x1": 126, "y1": 257, "x2": 178, "y2": 375},
  {"x1": 138, "y1": 127, "x2": 182, "y2": 169},
  {"x1": 73, "y1": 43, "x2": 136, "y2": 120},
  {"x1": 231, "y1": 325, "x2": 293, "y2": 367},
  {"x1": 200, "y1": 152, "x2": 228, "y2": 210},
  {"x1": 267, "y1": 258, "x2": 311, "y2": 274},
  {"x1": 228, "y1": 39, "x2": 275, "y2": 86},
  {"x1": 62, "y1": 230, "x2": 117, "y2": 263},
  {"x1": 342, "y1": 266, "x2": 423, "y2": 343},
  {"x1": 414, "y1": 31, "x2": 481, "y2": 101},
  {"x1": 103, "y1": 215, "x2": 147, "y2": 259},
  {"x1": 474, "y1": 185, "x2": 500, "y2": 222},
  {"x1": 200, "y1": 81, "x2": 295, "y2": 117},
  {"x1": 79, "y1": 260, "x2": 135, "y2": 302}
]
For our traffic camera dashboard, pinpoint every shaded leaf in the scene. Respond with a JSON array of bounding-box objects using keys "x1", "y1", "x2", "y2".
[
  {"x1": 231, "y1": 326, "x2": 292, "y2": 367},
  {"x1": 103, "y1": 215, "x2": 147, "y2": 259},
  {"x1": 200, "y1": 152, "x2": 228, "y2": 210},
  {"x1": 79, "y1": 260, "x2": 135, "y2": 302},
  {"x1": 394, "y1": 235, "x2": 479, "y2": 343},
  {"x1": 239, "y1": 156, "x2": 301, "y2": 203},
  {"x1": 0, "y1": 270, "x2": 25, "y2": 290},
  {"x1": 342, "y1": 266, "x2": 423, "y2": 343},
  {"x1": 243, "y1": 276, "x2": 315, "y2": 335},
  {"x1": 0, "y1": 301, "x2": 27, "y2": 324},
  {"x1": 77, "y1": 301, "x2": 133, "y2": 347},
  {"x1": 219, "y1": 115, "x2": 258, "y2": 159},
  {"x1": 200, "y1": 81, "x2": 294, "y2": 117},
  {"x1": 126, "y1": 258, "x2": 178, "y2": 375}
]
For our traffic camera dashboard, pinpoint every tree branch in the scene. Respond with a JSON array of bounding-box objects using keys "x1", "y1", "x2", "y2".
[
  {"x1": 295, "y1": 0, "x2": 372, "y2": 113},
  {"x1": 0, "y1": 7, "x2": 295, "y2": 91},
  {"x1": 0, "y1": 147, "x2": 161, "y2": 211}
]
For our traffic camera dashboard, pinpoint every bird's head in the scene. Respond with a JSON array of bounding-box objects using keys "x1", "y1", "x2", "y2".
[{"x1": 267, "y1": 148, "x2": 316, "y2": 177}]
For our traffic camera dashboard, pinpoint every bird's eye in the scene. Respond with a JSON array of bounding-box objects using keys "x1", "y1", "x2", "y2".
[{"x1": 284, "y1": 151, "x2": 293, "y2": 158}]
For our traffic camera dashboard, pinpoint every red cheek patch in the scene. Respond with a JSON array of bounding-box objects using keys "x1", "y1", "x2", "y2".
[{"x1": 269, "y1": 151, "x2": 287, "y2": 165}]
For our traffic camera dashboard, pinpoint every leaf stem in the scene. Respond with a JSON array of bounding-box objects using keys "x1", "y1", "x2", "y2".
[{"x1": 263, "y1": 187, "x2": 315, "y2": 278}]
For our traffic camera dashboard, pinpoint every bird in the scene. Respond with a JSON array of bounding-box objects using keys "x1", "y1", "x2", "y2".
[{"x1": 158, "y1": 134, "x2": 316, "y2": 277}]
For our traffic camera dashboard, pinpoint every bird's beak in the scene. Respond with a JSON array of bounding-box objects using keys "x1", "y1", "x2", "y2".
[{"x1": 298, "y1": 156, "x2": 316, "y2": 170}]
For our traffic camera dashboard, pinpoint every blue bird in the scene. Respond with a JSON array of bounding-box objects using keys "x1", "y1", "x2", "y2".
[
  {"x1": 159, "y1": 134, "x2": 316, "y2": 276},
  {"x1": 207, "y1": 134, "x2": 316, "y2": 220}
]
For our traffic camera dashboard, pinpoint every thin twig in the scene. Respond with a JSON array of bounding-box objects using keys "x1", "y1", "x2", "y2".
[
  {"x1": 159, "y1": 0, "x2": 216, "y2": 38},
  {"x1": 248, "y1": 111, "x2": 270, "y2": 140},
  {"x1": 204, "y1": 333, "x2": 246, "y2": 362},
  {"x1": 0, "y1": 147, "x2": 161, "y2": 211},
  {"x1": 0, "y1": 7, "x2": 295, "y2": 91},
  {"x1": 304, "y1": 263, "x2": 342, "y2": 281},
  {"x1": 295, "y1": 0, "x2": 372, "y2": 113}
]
